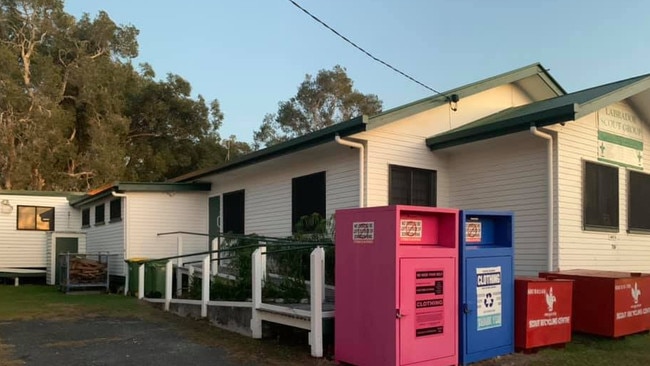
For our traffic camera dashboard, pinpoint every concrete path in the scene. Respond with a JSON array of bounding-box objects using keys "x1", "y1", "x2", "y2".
[{"x1": 0, "y1": 317, "x2": 241, "y2": 366}]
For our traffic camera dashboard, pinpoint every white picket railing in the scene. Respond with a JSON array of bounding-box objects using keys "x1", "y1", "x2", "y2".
[{"x1": 137, "y1": 243, "x2": 329, "y2": 357}]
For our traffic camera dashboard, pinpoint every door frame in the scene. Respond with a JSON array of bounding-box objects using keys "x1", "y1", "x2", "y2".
[{"x1": 49, "y1": 232, "x2": 85, "y2": 285}]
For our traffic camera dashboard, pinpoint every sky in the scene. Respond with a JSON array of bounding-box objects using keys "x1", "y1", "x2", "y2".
[{"x1": 64, "y1": 0, "x2": 650, "y2": 143}]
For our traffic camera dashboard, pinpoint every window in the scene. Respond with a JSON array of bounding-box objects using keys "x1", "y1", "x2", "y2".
[
  {"x1": 628, "y1": 171, "x2": 650, "y2": 232},
  {"x1": 584, "y1": 161, "x2": 618, "y2": 231},
  {"x1": 82, "y1": 208, "x2": 90, "y2": 227},
  {"x1": 110, "y1": 199, "x2": 122, "y2": 222},
  {"x1": 223, "y1": 190, "x2": 245, "y2": 234},
  {"x1": 17, "y1": 206, "x2": 55, "y2": 231},
  {"x1": 292, "y1": 171, "x2": 326, "y2": 232},
  {"x1": 389, "y1": 165, "x2": 437, "y2": 206},
  {"x1": 95, "y1": 204, "x2": 105, "y2": 225}
]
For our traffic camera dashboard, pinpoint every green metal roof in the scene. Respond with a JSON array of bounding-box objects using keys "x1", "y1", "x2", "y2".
[
  {"x1": 0, "y1": 190, "x2": 82, "y2": 199},
  {"x1": 427, "y1": 73, "x2": 650, "y2": 150},
  {"x1": 171, "y1": 115, "x2": 368, "y2": 182},
  {"x1": 173, "y1": 63, "x2": 564, "y2": 182},
  {"x1": 69, "y1": 182, "x2": 211, "y2": 207}
]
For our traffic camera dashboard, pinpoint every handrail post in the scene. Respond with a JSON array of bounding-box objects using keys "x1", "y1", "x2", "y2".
[
  {"x1": 177, "y1": 235, "x2": 184, "y2": 267},
  {"x1": 250, "y1": 247, "x2": 263, "y2": 338},
  {"x1": 201, "y1": 255, "x2": 210, "y2": 317},
  {"x1": 211, "y1": 237, "x2": 219, "y2": 276},
  {"x1": 260, "y1": 242, "x2": 267, "y2": 281},
  {"x1": 309, "y1": 247, "x2": 324, "y2": 357},
  {"x1": 138, "y1": 263, "x2": 145, "y2": 300},
  {"x1": 165, "y1": 260, "x2": 173, "y2": 311}
]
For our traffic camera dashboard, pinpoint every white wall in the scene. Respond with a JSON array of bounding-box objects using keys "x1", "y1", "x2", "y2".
[
  {"x1": 128, "y1": 191, "x2": 209, "y2": 267},
  {"x1": 549, "y1": 101, "x2": 650, "y2": 272},
  {"x1": 447, "y1": 132, "x2": 549, "y2": 276},
  {"x1": 358, "y1": 83, "x2": 534, "y2": 208},
  {"x1": 83, "y1": 198, "x2": 125, "y2": 275},
  {"x1": 0, "y1": 194, "x2": 80, "y2": 268},
  {"x1": 205, "y1": 142, "x2": 359, "y2": 238}
]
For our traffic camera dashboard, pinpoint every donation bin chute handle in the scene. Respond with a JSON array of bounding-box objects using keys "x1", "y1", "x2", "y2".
[
  {"x1": 463, "y1": 303, "x2": 472, "y2": 314},
  {"x1": 396, "y1": 309, "x2": 406, "y2": 319}
]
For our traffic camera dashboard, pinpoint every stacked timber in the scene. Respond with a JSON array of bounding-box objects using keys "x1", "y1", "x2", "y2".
[{"x1": 68, "y1": 257, "x2": 107, "y2": 284}]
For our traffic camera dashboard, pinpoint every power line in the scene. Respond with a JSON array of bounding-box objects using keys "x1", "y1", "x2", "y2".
[{"x1": 287, "y1": 0, "x2": 446, "y2": 97}]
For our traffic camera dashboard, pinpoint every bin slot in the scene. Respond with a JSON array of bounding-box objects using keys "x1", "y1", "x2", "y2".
[
  {"x1": 398, "y1": 210, "x2": 456, "y2": 248},
  {"x1": 464, "y1": 215, "x2": 512, "y2": 247}
]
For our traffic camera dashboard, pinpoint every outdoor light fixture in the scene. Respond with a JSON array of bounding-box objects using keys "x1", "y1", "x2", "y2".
[
  {"x1": 449, "y1": 93, "x2": 460, "y2": 112},
  {"x1": 1, "y1": 199, "x2": 13, "y2": 214}
]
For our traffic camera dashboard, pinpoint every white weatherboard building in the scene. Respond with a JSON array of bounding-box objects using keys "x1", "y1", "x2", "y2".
[
  {"x1": 173, "y1": 63, "x2": 650, "y2": 276},
  {"x1": 1, "y1": 63, "x2": 649, "y2": 280}
]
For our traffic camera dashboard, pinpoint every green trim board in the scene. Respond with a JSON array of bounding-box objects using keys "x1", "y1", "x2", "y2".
[
  {"x1": 0, "y1": 190, "x2": 82, "y2": 199},
  {"x1": 69, "y1": 182, "x2": 212, "y2": 207},
  {"x1": 598, "y1": 131, "x2": 643, "y2": 150},
  {"x1": 597, "y1": 157, "x2": 644, "y2": 170},
  {"x1": 427, "y1": 73, "x2": 650, "y2": 150},
  {"x1": 171, "y1": 115, "x2": 369, "y2": 182}
]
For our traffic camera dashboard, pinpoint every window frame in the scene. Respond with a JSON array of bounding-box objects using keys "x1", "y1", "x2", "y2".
[
  {"x1": 95, "y1": 204, "x2": 105, "y2": 225},
  {"x1": 109, "y1": 198, "x2": 122, "y2": 222},
  {"x1": 291, "y1": 171, "x2": 326, "y2": 233},
  {"x1": 388, "y1": 165, "x2": 437, "y2": 207},
  {"x1": 16, "y1": 205, "x2": 55, "y2": 231},
  {"x1": 583, "y1": 161, "x2": 619, "y2": 232},
  {"x1": 81, "y1": 208, "x2": 90, "y2": 228},
  {"x1": 627, "y1": 170, "x2": 650, "y2": 233}
]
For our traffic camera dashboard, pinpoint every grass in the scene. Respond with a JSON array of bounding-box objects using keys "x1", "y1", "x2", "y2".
[
  {"x1": 0, "y1": 285, "x2": 156, "y2": 321},
  {"x1": 1, "y1": 285, "x2": 649, "y2": 365}
]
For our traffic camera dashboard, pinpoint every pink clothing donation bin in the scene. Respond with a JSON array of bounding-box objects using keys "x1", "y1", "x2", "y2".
[{"x1": 335, "y1": 205, "x2": 459, "y2": 366}]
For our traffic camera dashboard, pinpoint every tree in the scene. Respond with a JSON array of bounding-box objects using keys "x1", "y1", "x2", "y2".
[
  {"x1": 253, "y1": 65, "x2": 382, "y2": 149},
  {"x1": 0, "y1": 0, "x2": 139, "y2": 190},
  {"x1": 0, "y1": 1, "x2": 248, "y2": 191},
  {"x1": 123, "y1": 72, "x2": 226, "y2": 181}
]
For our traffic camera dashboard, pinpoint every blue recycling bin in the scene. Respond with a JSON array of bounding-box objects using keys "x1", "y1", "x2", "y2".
[{"x1": 459, "y1": 210, "x2": 514, "y2": 365}]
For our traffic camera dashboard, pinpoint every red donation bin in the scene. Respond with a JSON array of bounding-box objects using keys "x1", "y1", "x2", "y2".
[
  {"x1": 335, "y1": 205, "x2": 459, "y2": 366},
  {"x1": 540, "y1": 270, "x2": 650, "y2": 337},
  {"x1": 515, "y1": 277, "x2": 573, "y2": 351}
]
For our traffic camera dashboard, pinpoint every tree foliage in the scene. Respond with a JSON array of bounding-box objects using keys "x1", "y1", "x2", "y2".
[
  {"x1": 253, "y1": 65, "x2": 382, "y2": 149},
  {"x1": 0, "y1": 0, "x2": 248, "y2": 191}
]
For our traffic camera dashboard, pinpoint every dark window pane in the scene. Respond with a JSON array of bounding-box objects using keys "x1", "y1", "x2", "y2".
[
  {"x1": 584, "y1": 162, "x2": 618, "y2": 229},
  {"x1": 412, "y1": 169, "x2": 434, "y2": 206},
  {"x1": 82, "y1": 208, "x2": 90, "y2": 227},
  {"x1": 223, "y1": 190, "x2": 245, "y2": 234},
  {"x1": 389, "y1": 165, "x2": 436, "y2": 206},
  {"x1": 95, "y1": 204, "x2": 105, "y2": 224},
  {"x1": 110, "y1": 199, "x2": 122, "y2": 221},
  {"x1": 629, "y1": 171, "x2": 650, "y2": 231},
  {"x1": 292, "y1": 171, "x2": 326, "y2": 232},
  {"x1": 389, "y1": 167, "x2": 410, "y2": 205}
]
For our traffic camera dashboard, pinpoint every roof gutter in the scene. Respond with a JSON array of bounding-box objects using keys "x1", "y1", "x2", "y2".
[
  {"x1": 529, "y1": 126, "x2": 555, "y2": 272},
  {"x1": 335, "y1": 135, "x2": 365, "y2": 207}
]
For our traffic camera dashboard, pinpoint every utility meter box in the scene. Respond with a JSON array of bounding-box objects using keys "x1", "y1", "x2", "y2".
[
  {"x1": 459, "y1": 210, "x2": 514, "y2": 365},
  {"x1": 335, "y1": 205, "x2": 459, "y2": 366}
]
